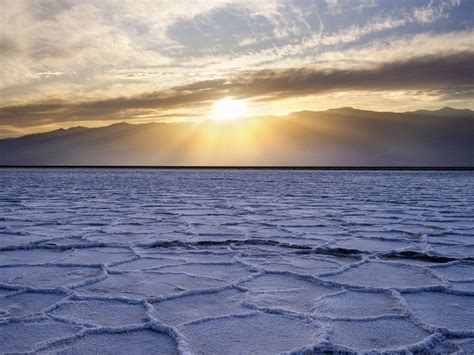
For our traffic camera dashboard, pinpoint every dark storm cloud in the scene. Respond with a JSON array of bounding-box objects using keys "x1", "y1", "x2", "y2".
[
  {"x1": 1, "y1": 52, "x2": 473, "y2": 128},
  {"x1": 223, "y1": 51, "x2": 474, "y2": 100}
]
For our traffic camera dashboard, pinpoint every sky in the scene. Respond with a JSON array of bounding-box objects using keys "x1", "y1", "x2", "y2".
[{"x1": 0, "y1": 0, "x2": 473, "y2": 138}]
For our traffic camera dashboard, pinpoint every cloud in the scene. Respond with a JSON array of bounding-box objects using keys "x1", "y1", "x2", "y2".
[
  {"x1": 0, "y1": 35, "x2": 23, "y2": 57},
  {"x1": 412, "y1": 0, "x2": 461, "y2": 24},
  {"x1": 1, "y1": 52, "x2": 472, "y2": 128},
  {"x1": 226, "y1": 51, "x2": 474, "y2": 100},
  {"x1": 0, "y1": 0, "x2": 472, "y2": 132}
]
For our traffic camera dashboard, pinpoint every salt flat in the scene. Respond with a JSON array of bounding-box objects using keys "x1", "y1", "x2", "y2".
[{"x1": 0, "y1": 169, "x2": 473, "y2": 354}]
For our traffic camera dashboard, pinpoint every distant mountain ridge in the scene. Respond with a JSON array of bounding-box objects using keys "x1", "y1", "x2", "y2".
[
  {"x1": 1, "y1": 108, "x2": 473, "y2": 166},
  {"x1": 408, "y1": 107, "x2": 474, "y2": 117}
]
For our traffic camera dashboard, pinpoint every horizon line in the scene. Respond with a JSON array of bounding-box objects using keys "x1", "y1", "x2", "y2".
[{"x1": 1, "y1": 166, "x2": 473, "y2": 171}]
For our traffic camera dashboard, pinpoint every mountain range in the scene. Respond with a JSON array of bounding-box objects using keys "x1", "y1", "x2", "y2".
[{"x1": 1, "y1": 107, "x2": 473, "y2": 166}]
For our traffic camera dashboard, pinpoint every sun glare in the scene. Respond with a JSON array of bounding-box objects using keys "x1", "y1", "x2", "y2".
[{"x1": 212, "y1": 98, "x2": 246, "y2": 120}]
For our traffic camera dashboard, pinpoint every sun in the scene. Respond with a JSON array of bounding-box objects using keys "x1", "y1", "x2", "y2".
[{"x1": 212, "y1": 98, "x2": 246, "y2": 120}]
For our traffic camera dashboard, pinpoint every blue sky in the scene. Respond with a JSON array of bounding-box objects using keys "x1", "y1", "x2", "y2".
[{"x1": 0, "y1": 0, "x2": 473, "y2": 137}]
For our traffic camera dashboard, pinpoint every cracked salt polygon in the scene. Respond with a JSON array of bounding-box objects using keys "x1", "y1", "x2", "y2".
[
  {"x1": 327, "y1": 318, "x2": 431, "y2": 351},
  {"x1": 449, "y1": 281, "x2": 474, "y2": 292},
  {"x1": 330, "y1": 237, "x2": 417, "y2": 252},
  {"x1": 0, "y1": 265, "x2": 102, "y2": 288},
  {"x1": 42, "y1": 330, "x2": 178, "y2": 354},
  {"x1": 0, "y1": 249, "x2": 70, "y2": 265},
  {"x1": 244, "y1": 256, "x2": 339, "y2": 274},
  {"x1": 403, "y1": 291, "x2": 474, "y2": 331},
  {"x1": 430, "y1": 262, "x2": 474, "y2": 281},
  {"x1": 152, "y1": 288, "x2": 248, "y2": 325},
  {"x1": 323, "y1": 261, "x2": 442, "y2": 289},
  {"x1": 240, "y1": 273, "x2": 339, "y2": 312},
  {"x1": 313, "y1": 290, "x2": 401, "y2": 318},
  {"x1": 50, "y1": 299, "x2": 147, "y2": 326},
  {"x1": 76, "y1": 272, "x2": 225, "y2": 297},
  {"x1": 0, "y1": 291, "x2": 65, "y2": 318},
  {"x1": 180, "y1": 312, "x2": 322, "y2": 354},
  {"x1": 430, "y1": 244, "x2": 474, "y2": 258},
  {"x1": 60, "y1": 247, "x2": 134, "y2": 265},
  {"x1": 110, "y1": 257, "x2": 185, "y2": 271},
  {"x1": 0, "y1": 320, "x2": 80, "y2": 353},
  {"x1": 157, "y1": 262, "x2": 254, "y2": 281}
]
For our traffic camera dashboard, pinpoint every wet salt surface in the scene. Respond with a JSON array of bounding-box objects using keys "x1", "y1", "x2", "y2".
[{"x1": 0, "y1": 168, "x2": 473, "y2": 354}]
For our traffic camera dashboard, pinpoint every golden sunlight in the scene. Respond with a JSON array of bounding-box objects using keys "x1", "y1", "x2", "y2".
[{"x1": 212, "y1": 98, "x2": 246, "y2": 120}]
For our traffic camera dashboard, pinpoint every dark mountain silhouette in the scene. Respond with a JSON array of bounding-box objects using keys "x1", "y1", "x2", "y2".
[{"x1": 1, "y1": 108, "x2": 473, "y2": 166}]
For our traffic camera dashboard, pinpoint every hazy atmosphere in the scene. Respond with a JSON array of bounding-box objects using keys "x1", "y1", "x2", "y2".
[{"x1": 1, "y1": 0, "x2": 473, "y2": 139}]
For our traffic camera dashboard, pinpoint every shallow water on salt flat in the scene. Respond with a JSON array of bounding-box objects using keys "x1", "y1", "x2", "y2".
[{"x1": 0, "y1": 168, "x2": 473, "y2": 354}]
